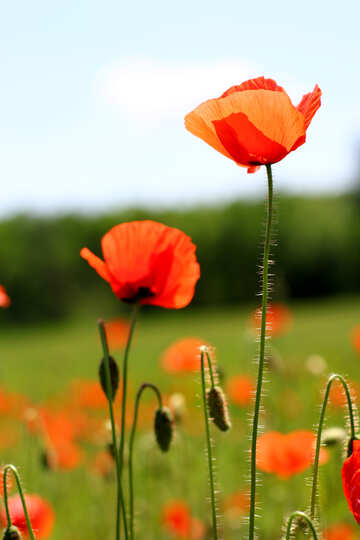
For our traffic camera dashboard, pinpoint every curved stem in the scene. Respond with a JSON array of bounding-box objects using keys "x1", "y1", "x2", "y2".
[
  {"x1": 285, "y1": 511, "x2": 319, "y2": 540},
  {"x1": 128, "y1": 383, "x2": 162, "y2": 540},
  {"x1": 310, "y1": 373, "x2": 357, "y2": 520},
  {"x1": 119, "y1": 304, "x2": 139, "y2": 476},
  {"x1": 201, "y1": 350, "x2": 218, "y2": 540},
  {"x1": 98, "y1": 320, "x2": 129, "y2": 540},
  {"x1": 3, "y1": 464, "x2": 36, "y2": 540},
  {"x1": 249, "y1": 163, "x2": 274, "y2": 540}
]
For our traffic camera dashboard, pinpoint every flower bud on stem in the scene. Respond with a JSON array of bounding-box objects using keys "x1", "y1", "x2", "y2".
[
  {"x1": 310, "y1": 373, "x2": 358, "y2": 521},
  {"x1": 128, "y1": 383, "x2": 167, "y2": 540},
  {"x1": 2, "y1": 465, "x2": 35, "y2": 540},
  {"x1": 98, "y1": 320, "x2": 128, "y2": 540}
]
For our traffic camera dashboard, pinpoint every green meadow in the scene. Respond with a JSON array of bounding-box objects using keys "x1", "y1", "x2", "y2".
[{"x1": 1, "y1": 296, "x2": 360, "y2": 539}]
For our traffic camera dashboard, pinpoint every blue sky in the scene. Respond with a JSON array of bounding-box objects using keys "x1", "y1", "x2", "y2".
[{"x1": 1, "y1": 0, "x2": 360, "y2": 215}]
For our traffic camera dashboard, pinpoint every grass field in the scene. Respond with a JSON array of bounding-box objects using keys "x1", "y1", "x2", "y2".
[{"x1": 1, "y1": 295, "x2": 360, "y2": 539}]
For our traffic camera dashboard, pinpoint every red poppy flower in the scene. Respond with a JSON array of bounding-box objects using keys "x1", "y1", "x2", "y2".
[
  {"x1": 323, "y1": 523, "x2": 356, "y2": 540},
  {"x1": 185, "y1": 76, "x2": 321, "y2": 173},
  {"x1": 329, "y1": 379, "x2": 358, "y2": 408},
  {"x1": 256, "y1": 430, "x2": 328, "y2": 478},
  {"x1": 227, "y1": 375, "x2": 254, "y2": 406},
  {"x1": 223, "y1": 491, "x2": 250, "y2": 518},
  {"x1": 162, "y1": 501, "x2": 205, "y2": 539},
  {"x1": 342, "y1": 440, "x2": 360, "y2": 524},
  {"x1": 161, "y1": 338, "x2": 210, "y2": 373},
  {"x1": 251, "y1": 303, "x2": 292, "y2": 337},
  {"x1": 81, "y1": 221, "x2": 200, "y2": 308},
  {"x1": 351, "y1": 325, "x2": 360, "y2": 355},
  {"x1": 1, "y1": 494, "x2": 55, "y2": 539},
  {"x1": 0, "y1": 285, "x2": 11, "y2": 308}
]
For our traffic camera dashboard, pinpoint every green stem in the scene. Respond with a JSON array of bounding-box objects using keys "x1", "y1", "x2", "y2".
[
  {"x1": 119, "y1": 304, "x2": 139, "y2": 477},
  {"x1": 310, "y1": 373, "x2": 357, "y2": 520},
  {"x1": 128, "y1": 383, "x2": 162, "y2": 540},
  {"x1": 200, "y1": 350, "x2": 218, "y2": 540},
  {"x1": 249, "y1": 163, "x2": 274, "y2": 540},
  {"x1": 3, "y1": 464, "x2": 36, "y2": 540},
  {"x1": 98, "y1": 320, "x2": 129, "y2": 540},
  {"x1": 285, "y1": 511, "x2": 319, "y2": 540},
  {"x1": 205, "y1": 349, "x2": 216, "y2": 388}
]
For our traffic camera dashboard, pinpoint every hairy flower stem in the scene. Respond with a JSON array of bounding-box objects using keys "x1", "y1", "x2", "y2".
[
  {"x1": 128, "y1": 383, "x2": 162, "y2": 540},
  {"x1": 98, "y1": 320, "x2": 129, "y2": 540},
  {"x1": 249, "y1": 163, "x2": 273, "y2": 540},
  {"x1": 285, "y1": 511, "x2": 319, "y2": 540},
  {"x1": 200, "y1": 350, "x2": 218, "y2": 540},
  {"x1": 3, "y1": 464, "x2": 36, "y2": 540},
  {"x1": 310, "y1": 373, "x2": 357, "y2": 520},
  {"x1": 119, "y1": 304, "x2": 139, "y2": 478}
]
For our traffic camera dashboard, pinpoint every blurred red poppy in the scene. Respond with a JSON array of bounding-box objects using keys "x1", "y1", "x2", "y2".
[
  {"x1": 342, "y1": 440, "x2": 360, "y2": 524},
  {"x1": 323, "y1": 523, "x2": 356, "y2": 540},
  {"x1": 185, "y1": 76, "x2": 321, "y2": 173},
  {"x1": 256, "y1": 430, "x2": 328, "y2": 478},
  {"x1": 162, "y1": 501, "x2": 205, "y2": 539},
  {"x1": 104, "y1": 318, "x2": 130, "y2": 349},
  {"x1": 1, "y1": 494, "x2": 55, "y2": 539},
  {"x1": 223, "y1": 491, "x2": 250, "y2": 518},
  {"x1": 251, "y1": 303, "x2": 292, "y2": 337},
  {"x1": 0, "y1": 285, "x2": 10, "y2": 308},
  {"x1": 227, "y1": 375, "x2": 254, "y2": 406},
  {"x1": 161, "y1": 338, "x2": 210, "y2": 373},
  {"x1": 81, "y1": 221, "x2": 200, "y2": 308},
  {"x1": 329, "y1": 379, "x2": 358, "y2": 408},
  {"x1": 351, "y1": 326, "x2": 360, "y2": 355}
]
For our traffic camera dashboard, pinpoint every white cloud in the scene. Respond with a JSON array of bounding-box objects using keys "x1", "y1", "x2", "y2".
[{"x1": 96, "y1": 58, "x2": 312, "y2": 124}]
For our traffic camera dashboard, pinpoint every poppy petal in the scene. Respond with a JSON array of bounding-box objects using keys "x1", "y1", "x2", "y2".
[
  {"x1": 80, "y1": 248, "x2": 112, "y2": 282},
  {"x1": 297, "y1": 84, "x2": 322, "y2": 130},
  {"x1": 221, "y1": 77, "x2": 285, "y2": 97},
  {"x1": 213, "y1": 112, "x2": 289, "y2": 166}
]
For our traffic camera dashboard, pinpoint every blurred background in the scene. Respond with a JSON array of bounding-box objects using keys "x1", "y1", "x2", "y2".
[{"x1": 1, "y1": 2, "x2": 360, "y2": 539}]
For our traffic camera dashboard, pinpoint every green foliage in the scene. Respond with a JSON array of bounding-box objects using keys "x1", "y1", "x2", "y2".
[{"x1": 1, "y1": 195, "x2": 359, "y2": 323}]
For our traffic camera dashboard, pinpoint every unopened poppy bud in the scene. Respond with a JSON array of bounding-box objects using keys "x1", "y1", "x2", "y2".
[
  {"x1": 207, "y1": 386, "x2": 231, "y2": 432},
  {"x1": 321, "y1": 427, "x2": 347, "y2": 447},
  {"x1": 99, "y1": 356, "x2": 119, "y2": 402},
  {"x1": 2, "y1": 526, "x2": 22, "y2": 540},
  {"x1": 154, "y1": 407, "x2": 173, "y2": 452}
]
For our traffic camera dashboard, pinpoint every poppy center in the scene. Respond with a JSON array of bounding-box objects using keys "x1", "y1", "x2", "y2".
[{"x1": 121, "y1": 286, "x2": 155, "y2": 304}]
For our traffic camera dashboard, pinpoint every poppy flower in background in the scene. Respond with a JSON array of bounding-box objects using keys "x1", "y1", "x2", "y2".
[
  {"x1": 351, "y1": 325, "x2": 360, "y2": 355},
  {"x1": 227, "y1": 375, "x2": 255, "y2": 406},
  {"x1": 223, "y1": 491, "x2": 250, "y2": 518},
  {"x1": 256, "y1": 430, "x2": 329, "y2": 478},
  {"x1": 161, "y1": 501, "x2": 205, "y2": 539},
  {"x1": 0, "y1": 285, "x2": 11, "y2": 308},
  {"x1": 250, "y1": 303, "x2": 292, "y2": 337},
  {"x1": 342, "y1": 440, "x2": 360, "y2": 524},
  {"x1": 81, "y1": 221, "x2": 200, "y2": 309},
  {"x1": 161, "y1": 338, "x2": 210, "y2": 373},
  {"x1": 329, "y1": 379, "x2": 358, "y2": 408},
  {"x1": 323, "y1": 523, "x2": 357, "y2": 540},
  {"x1": 103, "y1": 318, "x2": 130, "y2": 349},
  {"x1": 185, "y1": 76, "x2": 321, "y2": 173},
  {"x1": 1, "y1": 494, "x2": 55, "y2": 539}
]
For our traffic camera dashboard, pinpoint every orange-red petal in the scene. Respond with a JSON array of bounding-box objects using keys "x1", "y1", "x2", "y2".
[
  {"x1": 80, "y1": 248, "x2": 112, "y2": 283},
  {"x1": 297, "y1": 84, "x2": 322, "y2": 130}
]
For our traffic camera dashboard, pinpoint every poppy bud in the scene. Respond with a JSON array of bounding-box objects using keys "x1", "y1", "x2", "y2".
[
  {"x1": 98, "y1": 356, "x2": 119, "y2": 402},
  {"x1": 207, "y1": 386, "x2": 231, "y2": 432},
  {"x1": 321, "y1": 427, "x2": 347, "y2": 447},
  {"x1": 2, "y1": 526, "x2": 22, "y2": 540},
  {"x1": 154, "y1": 407, "x2": 173, "y2": 452}
]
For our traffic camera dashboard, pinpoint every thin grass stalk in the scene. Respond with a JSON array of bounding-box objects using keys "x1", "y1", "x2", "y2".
[
  {"x1": 3, "y1": 464, "x2": 36, "y2": 540},
  {"x1": 200, "y1": 349, "x2": 218, "y2": 540},
  {"x1": 248, "y1": 163, "x2": 274, "y2": 540},
  {"x1": 285, "y1": 511, "x2": 319, "y2": 540},
  {"x1": 98, "y1": 320, "x2": 129, "y2": 540},
  {"x1": 128, "y1": 383, "x2": 162, "y2": 540},
  {"x1": 310, "y1": 373, "x2": 357, "y2": 520}
]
